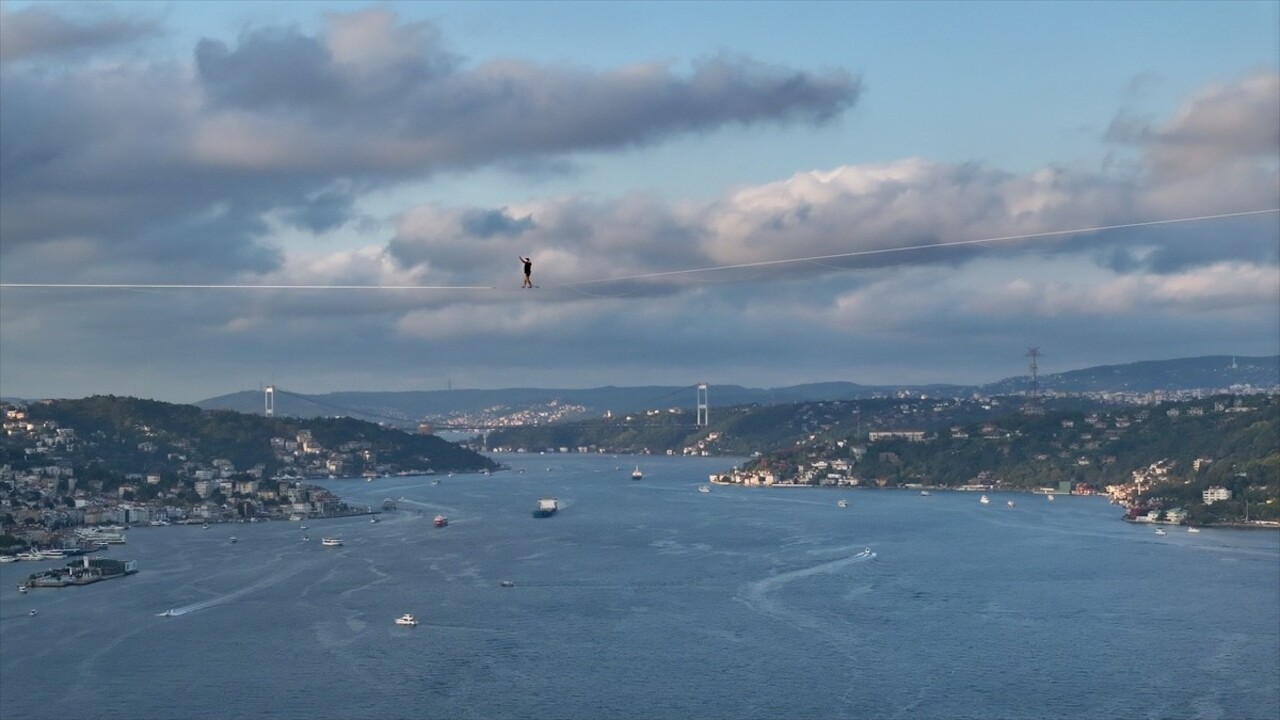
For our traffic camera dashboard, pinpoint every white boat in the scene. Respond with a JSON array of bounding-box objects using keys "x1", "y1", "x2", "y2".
[
  {"x1": 1155, "y1": 528, "x2": 1167, "y2": 536},
  {"x1": 394, "y1": 613, "x2": 418, "y2": 626},
  {"x1": 228, "y1": 536, "x2": 237, "y2": 544},
  {"x1": 18, "y1": 584, "x2": 29, "y2": 593},
  {"x1": 1047, "y1": 494, "x2": 1056, "y2": 502},
  {"x1": 920, "y1": 490, "x2": 931, "y2": 496},
  {"x1": 157, "y1": 609, "x2": 176, "y2": 617},
  {"x1": 0, "y1": 555, "x2": 16, "y2": 563},
  {"x1": 698, "y1": 485, "x2": 711, "y2": 493},
  {"x1": 1006, "y1": 500, "x2": 1016, "y2": 508},
  {"x1": 321, "y1": 537, "x2": 344, "y2": 547},
  {"x1": 979, "y1": 495, "x2": 990, "y2": 504},
  {"x1": 837, "y1": 499, "x2": 848, "y2": 508},
  {"x1": 631, "y1": 466, "x2": 643, "y2": 480},
  {"x1": 1187, "y1": 527, "x2": 1201, "y2": 533}
]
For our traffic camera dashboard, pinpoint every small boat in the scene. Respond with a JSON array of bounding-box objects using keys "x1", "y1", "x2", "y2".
[
  {"x1": 321, "y1": 537, "x2": 344, "y2": 547},
  {"x1": 532, "y1": 498, "x2": 559, "y2": 518},
  {"x1": 1006, "y1": 500, "x2": 1016, "y2": 508},
  {"x1": 300, "y1": 525, "x2": 308, "y2": 530},
  {"x1": 301, "y1": 535, "x2": 310, "y2": 542},
  {"x1": 837, "y1": 499, "x2": 848, "y2": 508},
  {"x1": 1187, "y1": 527, "x2": 1201, "y2": 533},
  {"x1": 202, "y1": 524, "x2": 210, "y2": 530},
  {"x1": 157, "y1": 609, "x2": 176, "y2": 617},
  {"x1": 1154, "y1": 528, "x2": 1167, "y2": 536},
  {"x1": 920, "y1": 490, "x2": 931, "y2": 496},
  {"x1": 433, "y1": 515, "x2": 448, "y2": 528},
  {"x1": 500, "y1": 580, "x2": 515, "y2": 588},
  {"x1": 698, "y1": 485, "x2": 711, "y2": 493},
  {"x1": 394, "y1": 614, "x2": 418, "y2": 626},
  {"x1": 631, "y1": 466, "x2": 643, "y2": 480},
  {"x1": 979, "y1": 495, "x2": 990, "y2": 505},
  {"x1": 370, "y1": 517, "x2": 379, "y2": 523},
  {"x1": 1047, "y1": 494, "x2": 1056, "y2": 502},
  {"x1": 29, "y1": 609, "x2": 37, "y2": 616},
  {"x1": 17, "y1": 584, "x2": 29, "y2": 593},
  {"x1": 228, "y1": 536, "x2": 238, "y2": 544}
]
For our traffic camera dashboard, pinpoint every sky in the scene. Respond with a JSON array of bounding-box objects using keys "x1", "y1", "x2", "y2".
[{"x1": 1, "y1": 0, "x2": 1277, "y2": 404}]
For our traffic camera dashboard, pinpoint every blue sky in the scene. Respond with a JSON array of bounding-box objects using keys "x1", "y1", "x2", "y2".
[{"x1": 1, "y1": 1, "x2": 1277, "y2": 402}]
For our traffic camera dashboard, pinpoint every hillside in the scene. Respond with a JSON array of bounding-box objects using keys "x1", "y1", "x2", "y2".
[{"x1": 6, "y1": 396, "x2": 498, "y2": 484}]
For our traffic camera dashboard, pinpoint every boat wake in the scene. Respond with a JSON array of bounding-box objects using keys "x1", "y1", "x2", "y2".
[
  {"x1": 738, "y1": 546, "x2": 876, "y2": 628},
  {"x1": 156, "y1": 568, "x2": 299, "y2": 617}
]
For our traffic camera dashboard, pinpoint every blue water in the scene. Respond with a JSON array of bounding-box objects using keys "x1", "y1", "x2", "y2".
[{"x1": 2, "y1": 453, "x2": 1277, "y2": 720}]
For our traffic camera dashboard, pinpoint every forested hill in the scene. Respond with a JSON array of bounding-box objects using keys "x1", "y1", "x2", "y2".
[{"x1": 13, "y1": 396, "x2": 498, "y2": 478}]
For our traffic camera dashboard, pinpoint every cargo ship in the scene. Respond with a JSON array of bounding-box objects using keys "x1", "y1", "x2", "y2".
[{"x1": 532, "y1": 498, "x2": 559, "y2": 518}]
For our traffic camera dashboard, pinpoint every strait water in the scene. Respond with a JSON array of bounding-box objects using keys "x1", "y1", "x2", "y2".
[{"x1": 1, "y1": 453, "x2": 1277, "y2": 720}]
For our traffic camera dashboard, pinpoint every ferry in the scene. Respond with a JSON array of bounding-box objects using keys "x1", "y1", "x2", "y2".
[
  {"x1": 532, "y1": 498, "x2": 559, "y2": 518},
  {"x1": 394, "y1": 614, "x2": 418, "y2": 626},
  {"x1": 433, "y1": 515, "x2": 448, "y2": 528},
  {"x1": 631, "y1": 466, "x2": 643, "y2": 480},
  {"x1": 321, "y1": 537, "x2": 344, "y2": 547}
]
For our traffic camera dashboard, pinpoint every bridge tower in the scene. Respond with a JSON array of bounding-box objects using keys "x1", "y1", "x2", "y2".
[
  {"x1": 264, "y1": 385, "x2": 275, "y2": 417},
  {"x1": 697, "y1": 384, "x2": 709, "y2": 427}
]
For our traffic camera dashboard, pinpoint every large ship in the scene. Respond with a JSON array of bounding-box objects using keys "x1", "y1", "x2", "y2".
[
  {"x1": 321, "y1": 537, "x2": 344, "y2": 547},
  {"x1": 532, "y1": 498, "x2": 559, "y2": 518}
]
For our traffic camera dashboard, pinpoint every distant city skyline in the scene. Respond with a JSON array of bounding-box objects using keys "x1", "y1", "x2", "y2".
[{"x1": 1, "y1": 1, "x2": 1277, "y2": 402}]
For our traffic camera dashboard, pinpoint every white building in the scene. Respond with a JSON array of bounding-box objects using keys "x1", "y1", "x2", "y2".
[{"x1": 1203, "y1": 486, "x2": 1232, "y2": 505}]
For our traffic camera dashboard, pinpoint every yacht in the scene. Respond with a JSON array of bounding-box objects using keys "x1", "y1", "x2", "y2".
[
  {"x1": 979, "y1": 495, "x2": 990, "y2": 505},
  {"x1": 321, "y1": 537, "x2": 344, "y2": 547},
  {"x1": 394, "y1": 614, "x2": 418, "y2": 626}
]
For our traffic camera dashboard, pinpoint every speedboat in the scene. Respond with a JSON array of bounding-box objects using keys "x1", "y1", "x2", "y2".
[
  {"x1": 837, "y1": 499, "x2": 848, "y2": 508},
  {"x1": 228, "y1": 536, "x2": 237, "y2": 544},
  {"x1": 1006, "y1": 500, "x2": 1016, "y2": 508},
  {"x1": 433, "y1": 515, "x2": 448, "y2": 528},
  {"x1": 1187, "y1": 527, "x2": 1201, "y2": 533},
  {"x1": 1047, "y1": 494, "x2": 1056, "y2": 502},
  {"x1": 394, "y1": 614, "x2": 418, "y2": 626},
  {"x1": 698, "y1": 485, "x2": 711, "y2": 493},
  {"x1": 157, "y1": 609, "x2": 177, "y2": 617},
  {"x1": 18, "y1": 584, "x2": 29, "y2": 593},
  {"x1": 1154, "y1": 528, "x2": 1167, "y2": 536},
  {"x1": 979, "y1": 495, "x2": 990, "y2": 504},
  {"x1": 920, "y1": 490, "x2": 931, "y2": 496}
]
